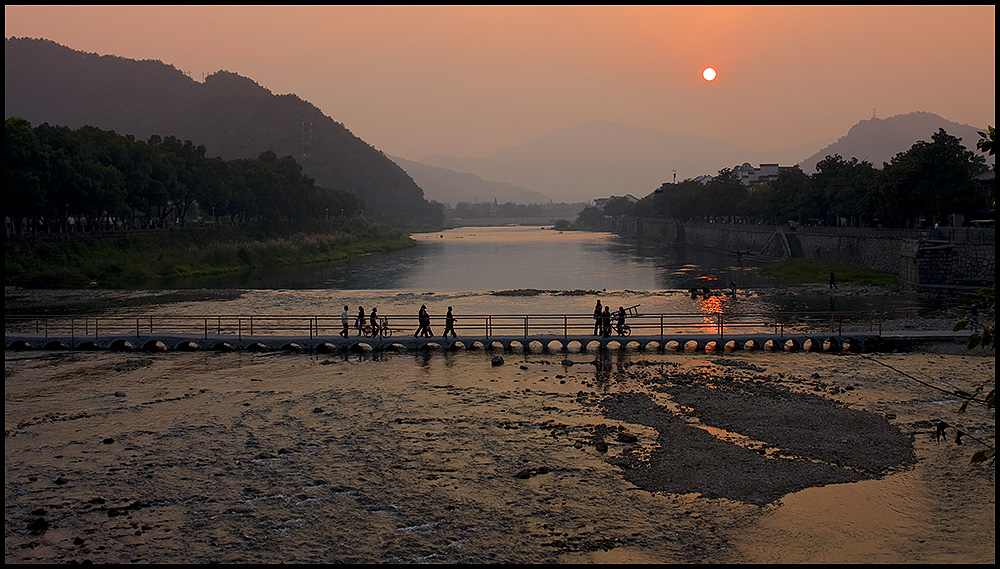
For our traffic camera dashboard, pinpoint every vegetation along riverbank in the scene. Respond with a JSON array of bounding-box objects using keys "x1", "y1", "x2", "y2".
[
  {"x1": 758, "y1": 258, "x2": 897, "y2": 287},
  {"x1": 4, "y1": 219, "x2": 414, "y2": 289}
]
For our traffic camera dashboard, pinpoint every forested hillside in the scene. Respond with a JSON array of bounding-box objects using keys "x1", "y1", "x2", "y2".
[{"x1": 5, "y1": 37, "x2": 443, "y2": 227}]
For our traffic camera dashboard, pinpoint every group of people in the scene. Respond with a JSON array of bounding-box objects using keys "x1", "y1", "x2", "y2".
[
  {"x1": 341, "y1": 301, "x2": 635, "y2": 339},
  {"x1": 415, "y1": 304, "x2": 458, "y2": 338},
  {"x1": 337, "y1": 304, "x2": 458, "y2": 338},
  {"x1": 340, "y1": 305, "x2": 380, "y2": 337},
  {"x1": 592, "y1": 300, "x2": 627, "y2": 338}
]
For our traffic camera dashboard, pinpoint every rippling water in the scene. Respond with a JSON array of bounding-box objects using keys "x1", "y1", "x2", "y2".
[
  {"x1": 180, "y1": 226, "x2": 775, "y2": 293},
  {"x1": 6, "y1": 225, "x2": 956, "y2": 328}
]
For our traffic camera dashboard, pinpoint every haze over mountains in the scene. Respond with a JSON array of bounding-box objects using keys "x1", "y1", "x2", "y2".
[
  {"x1": 408, "y1": 114, "x2": 989, "y2": 204},
  {"x1": 388, "y1": 155, "x2": 550, "y2": 207},
  {"x1": 414, "y1": 121, "x2": 820, "y2": 204},
  {"x1": 6, "y1": 38, "x2": 991, "y2": 210}
]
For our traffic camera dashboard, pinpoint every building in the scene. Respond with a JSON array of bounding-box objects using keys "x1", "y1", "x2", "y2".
[
  {"x1": 733, "y1": 163, "x2": 802, "y2": 186},
  {"x1": 594, "y1": 194, "x2": 639, "y2": 209}
]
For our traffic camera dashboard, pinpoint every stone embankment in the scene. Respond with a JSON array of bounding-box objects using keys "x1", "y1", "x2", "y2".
[{"x1": 613, "y1": 217, "x2": 995, "y2": 290}]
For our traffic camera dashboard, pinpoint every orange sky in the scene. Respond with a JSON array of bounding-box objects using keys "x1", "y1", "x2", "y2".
[{"x1": 5, "y1": 5, "x2": 996, "y2": 161}]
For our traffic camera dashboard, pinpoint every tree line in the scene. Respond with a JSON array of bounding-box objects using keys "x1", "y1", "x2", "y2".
[
  {"x1": 5, "y1": 117, "x2": 363, "y2": 234},
  {"x1": 584, "y1": 128, "x2": 991, "y2": 228}
]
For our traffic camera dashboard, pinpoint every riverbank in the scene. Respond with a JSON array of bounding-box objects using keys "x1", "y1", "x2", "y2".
[
  {"x1": 4, "y1": 341, "x2": 994, "y2": 563},
  {"x1": 3, "y1": 219, "x2": 415, "y2": 289}
]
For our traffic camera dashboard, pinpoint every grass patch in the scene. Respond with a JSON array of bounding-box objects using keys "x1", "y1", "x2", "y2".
[
  {"x1": 759, "y1": 258, "x2": 897, "y2": 286},
  {"x1": 5, "y1": 219, "x2": 415, "y2": 289}
]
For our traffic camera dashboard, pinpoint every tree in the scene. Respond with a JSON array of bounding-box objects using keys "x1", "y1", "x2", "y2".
[
  {"x1": 976, "y1": 125, "x2": 995, "y2": 157},
  {"x1": 875, "y1": 128, "x2": 988, "y2": 227},
  {"x1": 951, "y1": 125, "x2": 995, "y2": 466},
  {"x1": 602, "y1": 196, "x2": 636, "y2": 218},
  {"x1": 575, "y1": 205, "x2": 604, "y2": 227},
  {"x1": 705, "y1": 168, "x2": 748, "y2": 219},
  {"x1": 4, "y1": 118, "x2": 47, "y2": 232},
  {"x1": 813, "y1": 155, "x2": 878, "y2": 225}
]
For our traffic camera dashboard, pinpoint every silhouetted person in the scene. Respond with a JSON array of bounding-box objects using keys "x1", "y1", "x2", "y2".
[
  {"x1": 369, "y1": 307, "x2": 379, "y2": 336},
  {"x1": 340, "y1": 305, "x2": 350, "y2": 337},
  {"x1": 415, "y1": 304, "x2": 432, "y2": 337},
  {"x1": 616, "y1": 306, "x2": 626, "y2": 335},
  {"x1": 593, "y1": 300, "x2": 603, "y2": 335},
  {"x1": 443, "y1": 306, "x2": 458, "y2": 338},
  {"x1": 356, "y1": 306, "x2": 365, "y2": 335},
  {"x1": 829, "y1": 270, "x2": 837, "y2": 290},
  {"x1": 415, "y1": 305, "x2": 426, "y2": 337},
  {"x1": 602, "y1": 306, "x2": 612, "y2": 338}
]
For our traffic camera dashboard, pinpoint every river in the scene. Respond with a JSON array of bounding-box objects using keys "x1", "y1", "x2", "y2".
[{"x1": 5, "y1": 225, "x2": 957, "y2": 324}]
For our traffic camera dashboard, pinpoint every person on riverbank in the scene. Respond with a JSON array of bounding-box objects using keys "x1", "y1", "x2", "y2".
[
  {"x1": 341, "y1": 305, "x2": 350, "y2": 338},
  {"x1": 602, "y1": 306, "x2": 613, "y2": 338},
  {"x1": 443, "y1": 307, "x2": 458, "y2": 338},
  {"x1": 593, "y1": 300, "x2": 603, "y2": 335}
]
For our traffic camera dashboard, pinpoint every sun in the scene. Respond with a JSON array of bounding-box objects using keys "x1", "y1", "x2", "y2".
[{"x1": 702, "y1": 67, "x2": 717, "y2": 81}]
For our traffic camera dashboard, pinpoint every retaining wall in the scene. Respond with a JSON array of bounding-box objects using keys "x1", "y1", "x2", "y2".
[{"x1": 617, "y1": 218, "x2": 994, "y2": 289}]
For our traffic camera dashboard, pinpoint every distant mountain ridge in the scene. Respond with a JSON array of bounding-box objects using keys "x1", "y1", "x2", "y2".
[
  {"x1": 797, "y1": 111, "x2": 988, "y2": 173},
  {"x1": 4, "y1": 37, "x2": 442, "y2": 225}
]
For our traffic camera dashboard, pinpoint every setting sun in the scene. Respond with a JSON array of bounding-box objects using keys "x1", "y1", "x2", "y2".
[{"x1": 703, "y1": 67, "x2": 717, "y2": 81}]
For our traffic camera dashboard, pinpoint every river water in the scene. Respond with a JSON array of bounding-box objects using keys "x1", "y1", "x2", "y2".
[
  {"x1": 5, "y1": 225, "x2": 959, "y2": 336},
  {"x1": 177, "y1": 225, "x2": 771, "y2": 293}
]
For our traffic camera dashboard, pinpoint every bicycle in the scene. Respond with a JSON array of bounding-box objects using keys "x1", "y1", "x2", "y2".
[
  {"x1": 361, "y1": 317, "x2": 393, "y2": 338},
  {"x1": 615, "y1": 304, "x2": 639, "y2": 337}
]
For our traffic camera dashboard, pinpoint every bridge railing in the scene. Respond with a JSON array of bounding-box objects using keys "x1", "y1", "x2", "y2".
[{"x1": 5, "y1": 310, "x2": 885, "y2": 343}]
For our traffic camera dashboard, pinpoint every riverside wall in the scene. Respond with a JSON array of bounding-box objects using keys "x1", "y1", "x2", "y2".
[{"x1": 614, "y1": 217, "x2": 994, "y2": 290}]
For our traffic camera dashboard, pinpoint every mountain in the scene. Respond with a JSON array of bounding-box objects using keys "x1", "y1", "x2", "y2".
[
  {"x1": 4, "y1": 37, "x2": 442, "y2": 226},
  {"x1": 797, "y1": 111, "x2": 989, "y2": 173},
  {"x1": 389, "y1": 156, "x2": 550, "y2": 207},
  {"x1": 418, "y1": 121, "x2": 826, "y2": 203}
]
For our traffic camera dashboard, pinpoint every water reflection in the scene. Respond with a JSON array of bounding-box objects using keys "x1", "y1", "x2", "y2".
[
  {"x1": 169, "y1": 226, "x2": 781, "y2": 293},
  {"x1": 13, "y1": 226, "x2": 959, "y2": 322}
]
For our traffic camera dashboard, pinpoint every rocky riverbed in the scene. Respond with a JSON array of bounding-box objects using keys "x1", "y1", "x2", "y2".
[{"x1": 5, "y1": 342, "x2": 994, "y2": 563}]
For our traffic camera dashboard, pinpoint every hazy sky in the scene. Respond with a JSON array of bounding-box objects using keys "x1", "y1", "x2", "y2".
[{"x1": 5, "y1": 5, "x2": 996, "y2": 161}]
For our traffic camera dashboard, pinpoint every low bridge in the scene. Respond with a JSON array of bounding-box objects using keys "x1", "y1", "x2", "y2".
[{"x1": 5, "y1": 310, "x2": 964, "y2": 355}]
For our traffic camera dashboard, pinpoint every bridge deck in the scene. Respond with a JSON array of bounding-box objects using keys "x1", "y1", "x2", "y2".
[{"x1": 5, "y1": 329, "x2": 967, "y2": 354}]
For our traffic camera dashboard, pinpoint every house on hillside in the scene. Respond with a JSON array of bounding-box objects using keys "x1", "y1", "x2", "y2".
[
  {"x1": 733, "y1": 163, "x2": 800, "y2": 187},
  {"x1": 594, "y1": 194, "x2": 639, "y2": 209}
]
